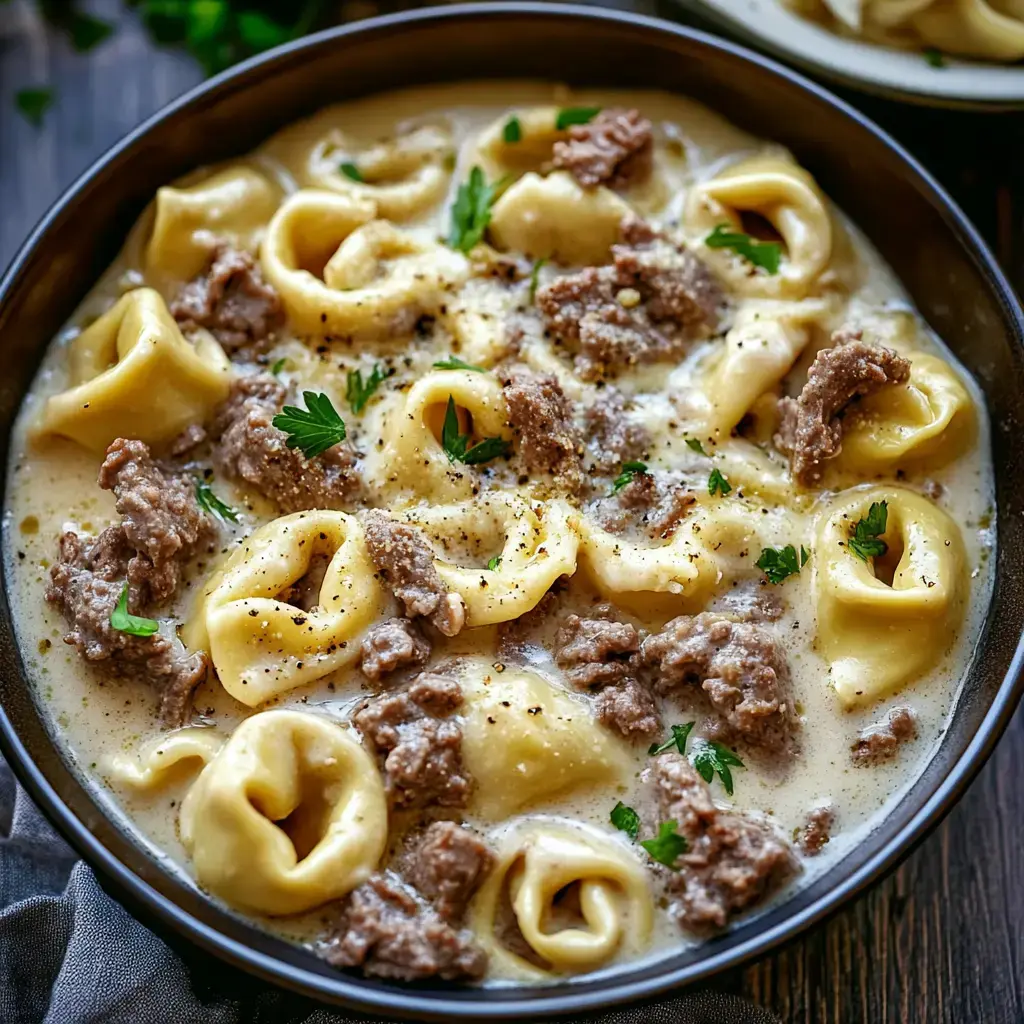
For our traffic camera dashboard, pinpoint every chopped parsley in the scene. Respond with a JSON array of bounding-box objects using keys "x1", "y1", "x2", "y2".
[
  {"x1": 756, "y1": 544, "x2": 809, "y2": 584},
  {"x1": 611, "y1": 460, "x2": 648, "y2": 494},
  {"x1": 690, "y1": 740, "x2": 745, "y2": 796},
  {"x1": 528, "y1": 257, "x2": 548, "y2": 302},
  {"x1": 610, "y1": 801, "x2": 641, "y2": 841},
  {"x1": 447, "y1": 165, "x2": 504, "y2": 253},
  {"x1": 271, "y1": 391, "x2": 346, "y2": 459},
  {"x1": 640, "y1": 820, "x2": 688, "y2": 869},
  {"x1": 346, "y1": 364, "x2": 386, "y2": 414},
  {"x1": 555, "y1": 106, "x2": 601, "y2": 130},
  {"x1": 110, "y1": 584, "x2": 159, "y2": 638},
  {"x1": 339, "y1": 161, "x2": 363, "y2": 182},
  {"x1": 648, "y1": 722, "x2": 695, "y2": 757},
  {"x1": 685, "y1": 438, "x2": 710, "y2": 457},
  {"x1": 441, "y1": 396, "x2": 511, "y2": 466},
  {"x1": 924, "y1": 47, "x2": 946, "y2": 68},
  {"x1": 15, "y1": 88, "x2": 54, "y2": 127},
  {"x1": 502, "y1": 116, "x2": 522, "y2": 143},
  {"x1": 705, "y1": 224, "x2": 782, "y2": 275},
  {"x1": 194, "y1": 479, "x2": 238, "y2": 524},
  {"x1": 486, "y1": 555, "x2": 502, "y2": 571},
  {"x1": 708, "y1": 467, "x2": 732, "y2": 497},
  {"x1": 433, "y1": 356, "x2": 486, "y2": 372},
  {"x1": 848, "y1": 500, "x2": 889, "y2": 562},
  {"x1": 270, "y1": 357, "x2": 287, "y2": 376}
]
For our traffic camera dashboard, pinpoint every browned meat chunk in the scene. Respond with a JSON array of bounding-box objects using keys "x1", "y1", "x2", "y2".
[
  {"x1": 552, "y1": 108, "x2": 653, "y2": 190},
  {"x1": 584, "y1": 388, "x2": 650, "y2": 474},
  {"x1": 359, "y1": 617, "x2": 430, "y2": 682},
  {"x1": 643, "y1": 612, "x2": 795, "y2": 754},
  {"x1": 555, "y1": 613, "x2": 640, "y2": 689},
  {"x1": 596, "y1": 676, "x2": 660, "y2": 739},
  {"x1": 322, "y1": 873, "x2": 486, "y2": 981},
  {"x1": 537, "y1": 216, "x2": 722, "y2": 381},
  {"x1": 796, "y1": 805, "x2": 835, "y2": 856},
  {"x1": 500, "y1": 367, "x2": 582, "y2": 491},
  {"x1": 211, "y1": 374, "x2": 359, "y2": 513},
  {"x1": 653, "y1": 753, "x2": 795, "y2": 930},
  {"x1": 775, "y1": 332, "x2": 911, "y2": 486},
  {"x1": 851, "y1": 706, "x2": 917, "y2": 765},
  {"x1": 402, "y1": 822, "x2": 494, "y2": 924},
  {"x1": 353, "y1": 674, "x2": 469, "y2": 809},
  {"x1": 98, "y1": 438, "x2": 213, "y2": 606},
  {"x1": 590, "y1": 473, "x2": 696, "y2": 540},
  {"x1": 712, "y1": 581, "x2": 785, "y2": 623},
  {"x1": 46, "y1": 532, "x2": 208, "y2": 726},
  {"x1": 360, "y1": 510, "x2": 465, "y2": 637},
  {"x1": 170, "y1": 245, "x2": 283, "y2": 353}
]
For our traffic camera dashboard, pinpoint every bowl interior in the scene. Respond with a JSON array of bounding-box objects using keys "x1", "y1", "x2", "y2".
[{"x1": 1, "y1": 5, "x2": 1023, "y2": 1019}]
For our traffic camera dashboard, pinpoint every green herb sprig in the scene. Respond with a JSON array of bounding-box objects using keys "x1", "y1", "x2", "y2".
[
  {"x1": 433, "y1": 356, "x2": 486, "y2": 372},
  {"x1": 849, "y1": 500, "x2": 889, "y2": 562},
  {"x1": 640, "y1": 820, "x2": 688, "y2": 869},
  {"x1": 690, "y1": 740, "x2": 745, "y2": 796},
  {"x1": 271, "y1": 391, "x2": 346, "y2": 459},
  {"x1": 708, "y1": 467, "x2": 731, "y2": 496},
  {"x1": 705, "y1": 224, "x2": 782, "y2": 275},
  {"x1": 441, "y1": 396, "x2": 511, "y2": 466},
  {"x1": 195, "y1": 479, "x2": 238, "y2": 523},
  {"x1": 502, "y1": 116, "x2": 522, "y2": 143},
  {"x1": 612, "y1": 460, "x2": 648, "y2": 494},
  {"x1": 555, "y1": 106, "x2": 601, "y2": 130},
  {"x1": 756, "y1": 544, "x2": 809, "y2": 584},
  {"x1": 110, "y1": 583, "x2": 159, "y2": 638},
  {"x1": 529, "y1": 258, "x2": 548, "y2": 302},
  {"x1": 685, "y1": 438, "x2": 710, "y2": 457},
  {"x1": 15, "y1": 88, "x2": 54, "y2": 127},
  {"x1": 346, "y1": 364, "x2": 387, "y2": 414},
  {"x1": 610, "y1": 801, "x2": 641, "y2": 840},
  {"x1": 339, "y1": 161, "x2": 363, "y2": 182},
  {"x1": 447, "y1": 165, "x2": 505, "y2": 253},
  {"x1": 486, "y1": 555, "x2": 502, "y2": 571},
  {"x1": 648, "y1": 722, "x2": 695, "y2": 757}
]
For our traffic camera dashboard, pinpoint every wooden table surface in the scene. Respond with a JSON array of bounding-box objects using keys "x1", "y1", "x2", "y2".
[{"x1": 1, "y1": 2, "x2": 1022, "y2": 1022}]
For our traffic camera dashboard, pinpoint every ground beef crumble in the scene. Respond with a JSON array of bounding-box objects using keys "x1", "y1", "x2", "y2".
[
  {"x1": 796, "y1": 805, "x2": 835, "y2": 856},
  {"x1": 552, "y1": 108, "x2": 653, "y2": 190},
  {"x1": 652, "y1": 753, "x2": 795, "y2": 930},
  {"x1": 359, "y1": 617, "x2": 430, "y2": 682},
  {"x1": 851, "y1": 706, "x2": 917, "y2": 765},
  {"x1": 170, "y1": 245, "x2": 283, "y2": 353},
  {"x1": 584, "y1": 388, "x2": 650, "y2": 474},
  {"x1": 774, "y1": 330, "x2": 911, "y2": 486},
  {"x1": 536, "y1": 216, "x2": 723, "y2": 381}
]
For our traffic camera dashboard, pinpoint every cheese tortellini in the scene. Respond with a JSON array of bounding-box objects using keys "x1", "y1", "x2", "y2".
[
  {"x1": 38, "y1": 288, "x2": 231, "y2": 452},
  {"x1": 106, "y1": 728, "x2": 225, "y2": 791},
  {"x1": 473, "y1": 106, "x2": 565, "y2": 181},
  {"x1": 813, "y1": 486, "x2": 967, "y2": 706},
  {"x1": 185, "y1": 511, "x2": 386, "y2": 706},
  {"x1": 180, "y1": 710, "x2": 387, "y2": 915},
  {"x1": 470, "y1": 820, "x2": 653, "y2": 978}
]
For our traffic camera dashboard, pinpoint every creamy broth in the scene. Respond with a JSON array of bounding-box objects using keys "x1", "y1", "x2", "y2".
[{"x1": 3, "y1": 82, "x2": 994, "y2": 984}]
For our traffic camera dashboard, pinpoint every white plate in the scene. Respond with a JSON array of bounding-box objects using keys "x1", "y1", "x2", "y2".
[{"x1": 676, "y1": 0, "x2": 1024, "y2": 108}]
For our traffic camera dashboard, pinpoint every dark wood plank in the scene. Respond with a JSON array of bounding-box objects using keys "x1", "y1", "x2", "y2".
[{"x1": 1, "y1": 3, "x2": 1022, "y2": 1022}]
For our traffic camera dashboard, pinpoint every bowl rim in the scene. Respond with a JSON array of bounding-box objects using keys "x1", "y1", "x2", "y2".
[{"x1": 1, "y1": 3, "x2": 1023, "y2": 1019}]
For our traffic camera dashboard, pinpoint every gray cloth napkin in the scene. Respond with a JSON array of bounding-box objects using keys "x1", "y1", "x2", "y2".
[{"x1": 0, "y1": 755, "x2": 780, "y2": 1024}]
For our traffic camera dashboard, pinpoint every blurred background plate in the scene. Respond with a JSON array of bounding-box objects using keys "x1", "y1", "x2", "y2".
[{"x1": 675, "y1": 0, "x2": 1024, "y2": 108}]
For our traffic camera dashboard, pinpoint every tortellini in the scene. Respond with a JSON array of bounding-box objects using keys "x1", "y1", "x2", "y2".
[
  {"x1": 813, "y1": 486, "x2": 966, "y2": 706},
  {"x1": 473, "y1": 106, "x2": 565, "y2": 181},
  {"x1": 686, "y1": 155, "x2": 833, "y2": 299},
  {"x1": 145, "y1": 166, "x2": 279, "y2": 282},
  {"x1": 833, "y1": 352, "x2": 975, "y2": 474},
  {"x1": 470, "y1": 820, "x2": 653, "y2": 979},
  {"x1": 180, "y1": 710, "x2": 387, "y2": 915},
  {"x1": 488, "y1": 171, "x2": 633, "y2": 265},
  {"x1": 38, "y1": 288, "x2": 231, "y2": 452},
  {"x1": 260, "y1": 189, "x2": 468, "y2": 339},
  {"x1": 371, "y1": 368, "x2": 512, "y2": 502},
  {"x1": 460, "y1": 666, "x2": 631, "y2": 820},
  {"x1": 913, "y1": 0, "x2": 1024, "y2": 60},
  {"x1": 395, "y1": 495, "x2": 579, "y2": 626},
  {"x1": 106, "y1": 728, "x2": 225, "y2": 791},
  {"x1": 184, "y1": 511, "x2": 386, "y2": 706}
]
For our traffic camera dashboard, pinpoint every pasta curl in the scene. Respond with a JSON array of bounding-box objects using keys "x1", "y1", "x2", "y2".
[{"x1": 106, "y1": 728, "x2": 225, "y2": 791}]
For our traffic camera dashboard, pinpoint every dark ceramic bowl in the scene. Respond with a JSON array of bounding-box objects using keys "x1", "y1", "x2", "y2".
[{"x1": 1, "y1": 4, "x2": 1023, "y2": 1020}]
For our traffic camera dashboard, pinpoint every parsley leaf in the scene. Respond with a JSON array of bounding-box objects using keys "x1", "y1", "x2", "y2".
[
  {"x1": 110, "y1": 583, "x2": 159, "y2": 638},
  {"x1": 16, "y1": 88, "x2": 54, "y2": 127},
  {"x1": 556, "y1": 106, "x2": 601, "y2": 130},
  {"x1": 195, "y1": 479, "x2": 238, "y2": 524},
  {"x1": 502, "y1": 116, "x2": 522, "y2": 143},
  {"x1": 612, "y1": 460, "x2": 648, "y2": 494},
  {"x1": 610, "y1": 801, "x2": 641, "y2": 840},
  {"x1": 68, "y1": 12, "x2": 114, "y2": 53},
  {"x1": 486, "y1": 555, "x2": 502, "y2": 571},
  {"x1": 271, "y1": 391, "x2": 346, "y2": 459},
  {"x1": 640, "y1": 820, "x2": 688, "y2": 869},
  {"x1": 433, "y1": 356, "x2": 486, "y2": 372},
  {"x1": 648, "y1": 722, "x2": 695, "y2": 757},
  {"x1": 705, "y1": 224, "x2": 782, "y2": 275},
  {"x1": 339, "y1": 161, "x2": 363, "y2": 182},
  {"x1": 755, "y1": 544, "x2": 809, "y2": 584},
  {"x1": 270, "y1": 357, "x2": 287, "y2": 376},
  {"x1": 529, "y1": 257, "x2": 547, "y2": 302},
  {"x1": 708, "y1": 467, "x2": 732, "y2": 496},
  {"x1": 346, "y1": 364, "x2": 386, "y2": 414},
  {"x1": 924, "y1": 47, "x2": 946, "y2": 68},
  {"x1": 849, "y1": 500, "x2": 889, "y2": 561},
  {"x1": 690, "y1": 740, "x2": 745, "y2": 796},
  {"x1": 440, "y1": 396, "x2": 511, "y2": 466},
  {"x1": 447, "y1": 165, "x2": 504, "y2": 253},
  {"x1": 685, "y1": 437, "x2": 709, "y2": 457}
]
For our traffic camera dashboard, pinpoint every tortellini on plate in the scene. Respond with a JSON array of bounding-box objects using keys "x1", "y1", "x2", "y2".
[
  {"x1": 37, "y1": 288, "x2": 231, "y2": 452},
  {"x1": 184, "y1": 511, "x2": 386, "y2": 706},
  {"x1": 470, "y1": 820, "x2": 653, "y2": 979},
  {"x1": 180, "y1": 710, "x2": 387, "y2": 915},
  {"x1": 913, "y1": 0, "x2": 1024, "y2": 61},
  {"x1": 813, "y1": 486, "x2": 967, "y2": 706},
  {"x1": 460, "y1": 666, "x2": 632, "y2": 820}
]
